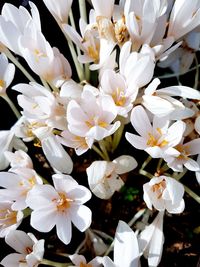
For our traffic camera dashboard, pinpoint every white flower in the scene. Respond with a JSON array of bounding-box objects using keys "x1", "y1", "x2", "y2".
[
  {"x1": 138, "y1": 211, "x2": 165, "y2": 267},
  {"x1": 91, "y1": 0, "x2": 114, "y2": 19},
  {"x1": 124, "y1": 0, "x2": 167, "y2": 51},
  {"x1": 41, "y1": 134, "x2": 73, "y2": 174},
  {"x1": 86, "y1": 155, "x2": 137, "y2": 199},
  {"x1": 1, "y1": 230, "x2": 44, "y2": 267},
  {"x1": 0, "y1": 167, "x2": 43, "y2": 210},
  {"x1": 103, "y1": 220, "x2": 140, "y2": 267},
  {"x1": 142, "y1": 78, "x2": 200, "y2": 119},
  {"x1": 26, "y1": 173, "x2": 92, "y2": 245},
  {"x1": 0, "y1": 201, "x2": 23, "y2": 238},
  {"x1": 0, "y1": 53, "x2": 15, "y2": 95},
  {"x1": 4, "y1": 149, "x2": 33, "y2": 169},
  {"x1": 0, "y1": 2, "x2": 41, "y2": 55},
  {"x1": 125, "y1": 105, "x2": 185, "y2": 158},
  {"x1": 0, "y1": 129, "x2": 27, "y2": 170},
  {"x1": 67, "y1": 88, "x2": 120, "y2": 141},
  {"x1": 143, "y1": 176, "x2": 185, "y2": 213},
  {"x1": 43, "y1": 0, "x2": 72, "y2": 24},
  {"x1": 57, "y1": 130, "x2": 94, "y2": 156},
  {"x1": 18, "y1": 22, "x2": 71, "y2": 83},
  {"x1": 69, "y1": 254, "x2": 102, "y2": 267},
  {"x1": 165, "y1": 138, "x2": 200, "y2": 172},
  {"x1": 167, "y1": 0, "x2": 200, "y2": 41}
]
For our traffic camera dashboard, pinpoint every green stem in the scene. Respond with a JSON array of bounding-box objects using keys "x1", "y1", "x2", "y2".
[
  {"x1": 92, "y1": 144, "x2": 107, "y2": 160},
  {"x1": 4, "y1": 48, "x2": 36, "y2": 82},
  {"x1": 40, "y1": 78, "x2": 52, "y2": 91},
  {"x1": 128, "y1": 208, "x2": 146, "y2": 227},
  {"x1": 156, "y1": 158, "x2": 163, "y2": 172},
  {"x1": 41, "y1": 259, "x2": 70, "y2": 267},
  {"x1": 194, "y1": 54, "x2": 199, "y2": 90},
  {"x1": 99, "y1": 140, "x2": 110, "y2": 161},
  {"x1": 69, "y1": 10, "x2": 82, "y2": 58},
  {"x1": 112, "y1": 123, "x2": 124, "y2": 152},
  {"x1": 183, "y1": 184, "x2": 200, "y2": 205},
  {"x1": 139, "y1": 169, "x2": 154, "y2": 179},
  {"x1": 1, "y1": 94, "x2": 21, "y2": 119},
  {"x1": 157, "y1": 63, "x2": 200, "y2": 79},
  {"x1": 173, "y1": 168, "x2": 188, "y2": 180},
  {"x1": 140, "y1": 155, "x2": 152, "y2": 171},
  {"x1": 78, "y1": 0, "x2": 87, "y2": 23}
]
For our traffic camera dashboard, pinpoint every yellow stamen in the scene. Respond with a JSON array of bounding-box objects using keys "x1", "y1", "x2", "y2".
[
  {"x1": 0, "y1": 79, "x2": 5, "y2": 89},
  {"x1": 80, "y1": 263, "x2": 92, "y2": 267},
  {"x1": 146, "y1": 133, "x2": 168, "y2": 147},
  {"x1": 175, "y1": 144, "x2": 190, "y2": 160},
  {"x1": 112, "y1": 88, "x2": 126, "y2": 106},
  {"x1": 152, "y1": 180, "x2": 166, "y2": 199},
  {"x1": 53, "y1": 193, "x2": 73, "y2": 212}
]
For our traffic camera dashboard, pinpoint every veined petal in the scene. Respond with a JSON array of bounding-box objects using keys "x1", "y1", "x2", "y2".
[
  {"x1": 56, "y1": 213, "x2": 72, "y2": 245},
  {"x1": 70, "y1": 205, "x2": 92, "y2": 232},
  {"x1": 113, "y1": 155, "x2": 138, "y2": 174},
  {"x1": 125, "y1": 133, "x2": 147, "y2": 150}
]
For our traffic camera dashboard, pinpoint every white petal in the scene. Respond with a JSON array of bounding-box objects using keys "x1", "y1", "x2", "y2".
[
  {"x1": 56, "y1": 213, "x2": 72, "y2": 245},
  {"x1": 70, "y1": 205, "x2": 92, "y2": 232},
  {"x1": 114, "y1": 221, "x2": 140, "y2": 267},
  {"x1": 113, "y1": 155, "x2": 138, "y2": 174}
]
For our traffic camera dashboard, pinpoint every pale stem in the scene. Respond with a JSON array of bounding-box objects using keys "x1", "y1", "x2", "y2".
[
  {"x1": 1, "y1": 94, "x2": 21, "y2": 119},
  {"x1": 92, "y1": 144, "x2": 109, "y2": 161},
  {"x1": 40, "y1": 78, "x2": 52, "y2": 91},
  {"x1": 64, "y1": 33, "x2": 84, "y2": 81},
  {"x1": 173, "y1": 168, "x2": 188, "y2": 181},
  {"x1": 140, "y1": 155, "x2": 152, "y2": 171},
  {"x1": 194, "y1": 54, "x2": 199, "y2": 90},
  {"x1": 104, "y1": 240, "x2": 114, "y2": 256},
  {"x1": 41, "y1": 259, "x2": 71, "y2": 267},
  {"x1": 156, "y1": 158, "x2": 163, "y2": 173},
  {"x1": 139, "y1": 169, "x2": 154, "y2": 179},
  {"x1": 99, "y1": 140, "x2": 110, "y2": 161},
  {"x1": 4, "y1": 48, "x2": 36, "y2": 82},
  {"x1": 69, "y1": 9, "x2": 82, "y2": 58},
  {"x1": 128, "y1": 208, "x2": 146, "y2": 227},
  {"x1": 111, "y1": 123, "x2": 125, "y2": 152},
  {"x1": 183, "y1": 184, "x2": 200, "y2": 205},
  {"x1": 93, "y1": 229, "x2": 114, "y2": 241},
  {"x1": 85, "y1": 63, "x2": 91, "y2": 82},
  {"x1": 79, "y1": 0, "x2": 88, "y2": 23},
  {"x1": 75, "y1": 238, "x2": 86, "y2": 254},
  {"x1": 157, "y1": 63, "x2": 200, "y2": 79}
]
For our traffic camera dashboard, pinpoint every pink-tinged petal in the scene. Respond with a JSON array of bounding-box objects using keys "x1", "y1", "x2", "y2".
[
  {"x1": 26, "y1": 184, "x2": 58, "y2": 209},
  {"x1": 114, "y1": 221, "x2": 140, "y2": 267},
  {"x1": 70, "y1": 205, "x2": 92, "y2": 232},
  {"x1": 125, "y1": 133, "x2": 147, "y2": 150},
  {"x1": 30, "y1": 207, "x2": 57, "y2": 232},
  {"x1": 113, "y1": 155, "x2": 138, "y2": 174},
  {"x1": 185, "y1": 138, "x2": 200, "y2": 155},
  {"x1": 56, "y1": 213, "x2": 72, "y2": 245},
  {"x1": 184, "y1": 158, "x2": 200, "y2": 171},
  {"x1": 1, "y1": 253, "x2": 25, "y2": 267},
  {"x1": 52, "y1": 174, "x2": 77, "y2": 192},
  {"x1": 5, "y1": 230, "x2": 33, "y2": 254},
  {"x1": 130, "y1": 106, "x2": 152, "y2": 138}
]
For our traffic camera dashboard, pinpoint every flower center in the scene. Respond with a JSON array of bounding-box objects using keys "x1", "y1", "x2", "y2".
[
  {"x1": 54, "y1": 193, "x2": 73, "y2": 212},
  {"x1": 112, "y1": 88, "x2": 126, "y2": 106},
  {"x1": 85, "y1": 116, "x2": 108, "y2": 128},
  {"x1": 146, "y1": 130, "x2": 168, "y2": 148},
  {"x1": 0, "y1": 79, "x2": 5, "y2": 90},
  {"x1": 152, "y1": 180, "x2": 166, "y2": 199},
  {"x1": 0, "y1": 208, "x2": 17, "y2": 227},
  {"x1": 80, "y1": 262, "x2": 92, "y2": 267},
  {"x1": 175, "y1": 144, "x2": 190, "y2": 160}
]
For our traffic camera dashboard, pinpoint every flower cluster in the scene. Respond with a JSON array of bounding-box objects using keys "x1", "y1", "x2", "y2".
[{"x1": 0, "y1": 0, "x2": 200, "y2": 266}]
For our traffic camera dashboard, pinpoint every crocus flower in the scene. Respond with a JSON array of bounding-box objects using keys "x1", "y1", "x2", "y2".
[
  {"x1": 26, "y1": 173, "x2": 92, "y2": 245},
  {"x1": 143, "y1": 176, "x2": 185, "y2": 213},
  {"x1": 0, "y1": 53, "x2": 15, "y2": 95},
  {"x1": 1, "y1": 230, "x2": 44, "y2": 267}
]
